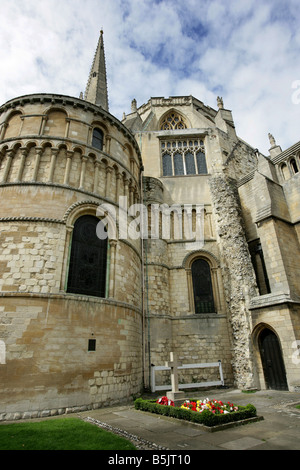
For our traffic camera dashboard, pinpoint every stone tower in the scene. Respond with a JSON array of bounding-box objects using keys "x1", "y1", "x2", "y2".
[
  {"x1": 0, "y1": 32, "x2": 144, "y2": 418},
  {"x1": 123, "y1": 94, "x2": 300, "y2": 393}
]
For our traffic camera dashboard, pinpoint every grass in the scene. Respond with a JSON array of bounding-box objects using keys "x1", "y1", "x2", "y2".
[
  {"x1": 0, "y1": 417, "x2": 137, "y2": 450},
  {"x1": 295, "y1": 404, "x2": 300, "y2": 410}
]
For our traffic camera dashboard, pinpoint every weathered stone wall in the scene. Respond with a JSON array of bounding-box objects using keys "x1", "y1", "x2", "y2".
[
  {"x1": 209, "y1": 175, "x2": 259, "y2": 389},
  {"x1": 0, "y1": 94, "x2": 144, "y2": 417},
  {"x1": 0, "y1": 295, "x2": 142, "y2": 419}
]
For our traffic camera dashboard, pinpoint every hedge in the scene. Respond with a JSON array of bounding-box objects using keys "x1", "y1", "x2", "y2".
[{"x1": 134, "y1": 398, "x2": 257, "y2": 427}]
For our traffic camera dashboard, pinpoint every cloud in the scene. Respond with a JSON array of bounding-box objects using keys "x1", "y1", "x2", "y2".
[{"x1": 0, "y1": 0, "x2": 299, "y2": 154}]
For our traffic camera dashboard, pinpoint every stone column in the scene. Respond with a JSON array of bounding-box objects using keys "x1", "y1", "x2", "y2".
[
  {"x1": 105, "y1": 165, "x2": 113, "y2": 198},
  {"x1": 109, "y1": 240, "x2": 117, "y2": 298},
  {"x1": 79, "y1": 156, "x2": 88, "y2": 190},
  {"x1": 39, "y1": 116, "x2": 48, "y2": 135},
  {"x1": 0, "y1": 123, "x2": 8, "y2": 140},
  {"x1": 65, "y1": 119, "x2": 70, "y2": 139},
  {"x1": 93, "y1": 160, "x2": 101, "y2": 193},
  {"x1": 64, "y1": 151, "x2": 73, "y2": 185},
  {"x1": 32, "y1": 147, "x2": 43, "y2": 181},
  {"x1": 16, "y1": 147, "x2": 28, "y2": 182},
  {"x1": 48, "y1": 148, "x2": 59, "y2": 183},
  {"x1": 2, "y1": 150, "x2": 14, "y2": 183},
  {"x1": 123, "y1": 177, "x2": 129, "y2": 200},
  {"x1": 105, "y1": 136, "x2": 111, "y2": 154},
  {"x1": 186, "y1": 268, "x2": 193, "y2": 312},
  {"x1": 115, "y1": 171, "x2": 121, "y2": 202}
]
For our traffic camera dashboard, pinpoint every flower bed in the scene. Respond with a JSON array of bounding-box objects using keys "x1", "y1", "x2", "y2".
[{"x1": 134, "y1": 396, "x2": 260, "y2": 430}]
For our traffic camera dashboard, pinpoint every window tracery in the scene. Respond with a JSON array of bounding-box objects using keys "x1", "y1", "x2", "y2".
[
  {"x1": 161, "y1": 139, "x2": 207, "y2": 176},
  {"x1": 160, "y1": 112, "x2": 187, "y2": 130}
]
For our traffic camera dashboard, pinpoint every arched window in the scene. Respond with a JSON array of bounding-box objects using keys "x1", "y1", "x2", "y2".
[
  {"x1": 92, "y1": 128, "x2": 104, "y2": 151},
  {"x1": 67, "y1": 215, "x2": 107, "y2": 297},
  {"x1": 290, "y1": 158, "x2": 299, "y2": 174},
  {"x1": 191, "y1": 259, "x2": 215, "y2": 313},
  {"x1": 281, "y1": 163, "x2": 290, "y2": 181},
  {"x1": 160, "y1": 112, "x2": 187, "y2": 130}
]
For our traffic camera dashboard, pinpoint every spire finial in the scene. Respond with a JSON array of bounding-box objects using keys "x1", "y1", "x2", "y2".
[{"x1": 84, "y1": 30, "x2": 109, "y2": 111}]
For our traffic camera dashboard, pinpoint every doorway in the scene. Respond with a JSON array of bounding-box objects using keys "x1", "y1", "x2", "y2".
[{"x1": 258, "y1": 328, "x2": 288, "y2": 391}]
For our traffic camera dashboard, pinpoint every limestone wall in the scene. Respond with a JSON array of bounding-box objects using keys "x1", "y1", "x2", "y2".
[{"x1": 0, "y1": 94, "x2": 144, "y2": 417}]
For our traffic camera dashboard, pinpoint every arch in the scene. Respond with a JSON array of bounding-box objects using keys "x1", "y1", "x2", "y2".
[
  {"x1": 64, "y1": 201, "x2": 117, "y2": 241},
  {"x1": 184, "y1": 251, "x2": 221, "y2": 314},
  {"x1": 3, "y1": 111, "x2": 23, "y2": 139},
  {"x1": 191, "y1": 258, "x2": 215, "y2": 313},
  {"x1": 159, "y1": 109, "x2": 189, "y2": 130},
  {"x1": 44, "y1": 108, "x2": 68, "y2": 138},
  {"x1": 255, "y1": 325, "x2": 288, "y2": 391},
  {"x1": 92, "y1": 127, "x2": 104, "y2": 151},
  {"x1": 290, "y1": 158, "x2": 299, "y2": 174},
  {"x1": 91, "y1": 120, "x2": 109, "y2": 135},
  {"x1": 280, "y1": 162, "x2": 290, "y2": 181},
  {"x1": 66, "y1": 214, "x2": 108, "y2": 298}
]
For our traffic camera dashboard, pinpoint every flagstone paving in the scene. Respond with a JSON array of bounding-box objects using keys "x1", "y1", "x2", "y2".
[{"x1": 78, "y1": 389, "x2": 300, "y2": 450}]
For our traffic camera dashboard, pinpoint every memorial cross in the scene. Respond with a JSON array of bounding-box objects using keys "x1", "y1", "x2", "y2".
[{"x1": 165, "y1": 352, "x2": 182, "y2": 393}]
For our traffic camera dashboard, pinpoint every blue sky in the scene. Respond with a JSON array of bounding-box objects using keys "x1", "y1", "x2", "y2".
[{"x1": 0, "y1": 0, "x2": 299, "y2": 154}]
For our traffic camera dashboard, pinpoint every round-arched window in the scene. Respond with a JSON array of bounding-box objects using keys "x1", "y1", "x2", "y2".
[
  {"x1": 67, "y1": 215, "x2": 107, "y2": 297},
  {"x1": 191, "y1": 259, "x2": 215, "y2": 313},
  {"x1": 92, "y1": 128, "x2": 104, "y2": 151}
]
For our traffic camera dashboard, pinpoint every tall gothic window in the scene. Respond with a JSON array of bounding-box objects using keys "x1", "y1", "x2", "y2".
[
  {"x1": 249, "y1": 240, "x2": 270, "y2": 295},
  {"x1": 67, "y1": 215, "x2": 107, "y2": 297},
  {"x1": 92, "y1": 128, "x2": 104, "y2": 151},
  {"x1": 161, "y1": 139, "x2": 207, "y2": 176},
  {"x1": 160, "y1": 112, "x2": 187, "y2": 130},
  {"x1": 192, "y1": 259, "x2": 215, "y2": 313}
]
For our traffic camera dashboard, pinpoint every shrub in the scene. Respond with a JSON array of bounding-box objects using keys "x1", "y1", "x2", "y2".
[{"x1": 134, "y1": 398, "x2": 257, "y2": 427}]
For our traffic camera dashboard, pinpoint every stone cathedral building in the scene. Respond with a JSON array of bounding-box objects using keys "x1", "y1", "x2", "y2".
[{"x1": 0, "y1": 32, "x2": 299, "y2": 419}]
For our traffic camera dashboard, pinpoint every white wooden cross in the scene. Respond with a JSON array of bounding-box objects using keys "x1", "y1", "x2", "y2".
[{"x1": 165, "y1": 352, "x2": 182, "y2": 393}]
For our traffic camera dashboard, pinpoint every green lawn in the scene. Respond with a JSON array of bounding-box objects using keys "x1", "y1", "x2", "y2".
[{"x1": 0, "y1": 417, "x2": 137, "y2": 450}]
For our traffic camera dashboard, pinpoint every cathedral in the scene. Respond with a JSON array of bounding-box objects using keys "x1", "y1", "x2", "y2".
[{"x1": 0, "y1": 31, "x2": 299, "y2": 420}]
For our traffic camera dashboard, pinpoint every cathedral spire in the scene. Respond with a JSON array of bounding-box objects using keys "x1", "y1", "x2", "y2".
[{"x1": 84, "y1": 30, "x2": 109, "y2": 111}]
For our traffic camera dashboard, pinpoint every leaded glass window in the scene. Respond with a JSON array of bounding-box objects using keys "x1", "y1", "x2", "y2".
[
  {"x1": 196, "y1": 151, "x2": 207, "y2": 174},
  {"x1": 192, "y1": 259, "x2": 215, "y2": 313},
  {"x1": 185, "y1": 152, "x2": 196, "y2": 175},
  {"x1": 162, "y1": 153, "x2": 172, "y2": 176},
  {"x1": 160, "y1": 112, "x2": 187, "y2": 130},
  {"x1": 174, "y1": 152, "x2": 184, "y2": 175},
  {"x1": 92, "y1": 128, "x2": 104, "y2": 151},
  {"x1": 161, "y1": 139, "x2": 207, "y2": 176},
  {"x1": 67, "y1": 215, "x2": 107, "y2": 298}
]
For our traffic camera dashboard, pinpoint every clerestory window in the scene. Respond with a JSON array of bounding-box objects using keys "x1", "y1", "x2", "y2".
[
  {"x1": 161, "y1": 139, "x2": 207, "y2": 176},
  {"x1": 92, "y1": 128, "x2": 104, "y2": 151}
]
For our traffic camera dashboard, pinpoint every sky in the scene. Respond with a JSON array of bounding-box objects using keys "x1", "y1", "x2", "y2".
[{"x1": 0, "y1": 0, "x2": 300, "y2": 154}]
